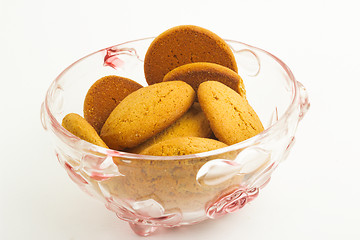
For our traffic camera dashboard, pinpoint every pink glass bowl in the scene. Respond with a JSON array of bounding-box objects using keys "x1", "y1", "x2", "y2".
[{"x1": 40, "y1": 38, "x2": 309, "y2": 236}]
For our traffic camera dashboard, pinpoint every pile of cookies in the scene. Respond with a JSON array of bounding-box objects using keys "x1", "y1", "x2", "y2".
[{"x1": 62, "y1": 25, "x2": 264, "y2": 156}]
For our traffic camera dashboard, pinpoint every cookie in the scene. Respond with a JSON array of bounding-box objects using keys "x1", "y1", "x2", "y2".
[
  {"x1": 163, "y1": 62, "x2": 246, "y2": 98},
  {"x1": 144, "y1": 25, "x2": 238, "y2": 85},
  {"x1": 128, "y1": 103, "x2": 212, "y2": 154},
  {"x1": 100, "y1": 81, "x2": 195, "y2": 150},
  {"x1": 140, "y1": 137, "x2": 228, "y2": 156},
  {"x1": 62, "y1": 113, "x2": 108, "y2": 148},
  {"x1": 83, "y1": 75, "x2": 143, "y2": 133},
  {"x1": 198, "y1": 81, "x2": 264, "y2": 145}
]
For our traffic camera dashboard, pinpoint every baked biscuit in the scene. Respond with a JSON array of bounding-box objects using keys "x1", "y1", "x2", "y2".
[
  {"x1": 163, "y1": 62, "x2": 246, "y2": 98},
  {"x1": 198, "y1": 81, "x2": 264, "y2": 145},
  {"x1": 128, "y1": 103, "x2": 212, "y2": 154},
  {"x1": 62, "y1": 113, "x2": 108, "y2": 148},
  {"x1": 84, "y1": 75, "x2": 143, "y2": 133},
  {"x1": 144, "y1": 25, "x2": 238, "y2": 85},
  {"x1": 140, "y1": 137, "x2": 228, "y2": 156},
  {"x1": 100, "y1": 81, "x2": 195, "y2": 150}
]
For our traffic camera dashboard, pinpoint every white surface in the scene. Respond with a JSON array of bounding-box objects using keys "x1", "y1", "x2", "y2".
[{"x1": 1, "y1": 0, "x2": 360, "y2": 239}]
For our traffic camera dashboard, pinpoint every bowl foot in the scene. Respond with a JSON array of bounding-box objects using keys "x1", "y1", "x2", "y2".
[{"x1": 129, "y1": 222, "x2": 159, "y2": 237}]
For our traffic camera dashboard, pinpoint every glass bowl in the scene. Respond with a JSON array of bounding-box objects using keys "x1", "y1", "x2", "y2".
[{"x1": 40, "y1": 37, "x2": 309, "y2": 236}]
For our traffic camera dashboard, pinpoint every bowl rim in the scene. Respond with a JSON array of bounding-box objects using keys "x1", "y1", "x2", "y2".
[{"x1": 44, "y1": 37, "x2": 300, "y2": 161}]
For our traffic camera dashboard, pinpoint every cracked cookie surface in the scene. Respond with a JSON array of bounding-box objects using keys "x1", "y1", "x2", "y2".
[
  {"x1": 198, "y1": 81, "x2": 264, "y2": 145},
  {"x1": 100, "y1": 81, "x2": 195, "y2": 150}
]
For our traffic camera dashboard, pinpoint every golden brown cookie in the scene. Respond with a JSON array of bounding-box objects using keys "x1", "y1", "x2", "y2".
[
  {"x1": 100, "y1": 81, "x2": 195, "y2": 150},
  {"x1": 144, "y1": 25, "x2": 238, "y2": 85},
  {"x1": 140, "y1": 137, "x2": 228, "y2": 156},
  {"x1": 62, "y1": 113, "x2": 108, "y2": 148},
  {"x1": 198, "y1": 81, "x2": 264, "y2": 145},
  {"x1": 83, "y1": 75, "x2": 143, "y2": 133},
  {"x1": 128, "y1": 103, "x2": 212, "y2": 154},
  {"x1": 163, "y1": 62, "x2": 246, "y2": 98}
]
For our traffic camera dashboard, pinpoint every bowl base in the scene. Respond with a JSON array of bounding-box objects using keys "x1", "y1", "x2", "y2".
[{"x1": 129, "y1": 222, "x2": 159, "y2": 237}]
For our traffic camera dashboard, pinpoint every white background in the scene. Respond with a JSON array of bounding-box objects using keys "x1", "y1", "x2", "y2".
[{"x1": 1, "y1": 0, "x2": 360, "y2": 239}]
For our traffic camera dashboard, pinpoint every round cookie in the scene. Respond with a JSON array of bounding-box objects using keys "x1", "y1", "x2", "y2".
[
  {"x1": 128, "y1": 103, "x2": 212, "y2": 154},
  {"x1": 100, "y1": 81, "x2": 195, "y2": 150},
  {"x1": 140, "y1": 137, "x2": 228, "y2": 156},
  {"x1": 62, "y1": 113, "x2": 108, "y2": 148},
  {"x1": 144, "y1": 25, "x2": 238, "y2": 85},
  {"x1": 84, "y1": 75, "x2": 143, "y2": 133},
  {"x1": 198, "y1": 81, "x2": 264, "y2": 145},
  {"x1": 163, "y1": 62, "x2": 246, "y2": 98}
]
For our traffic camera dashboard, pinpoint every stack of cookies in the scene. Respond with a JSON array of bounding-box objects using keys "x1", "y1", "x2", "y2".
[
  {"x1": 62, "y1": 25, "x2": 264, "y2": 156},
  {"x1": 62, "y1": 25, "x2": 265, "y2": 212}
]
